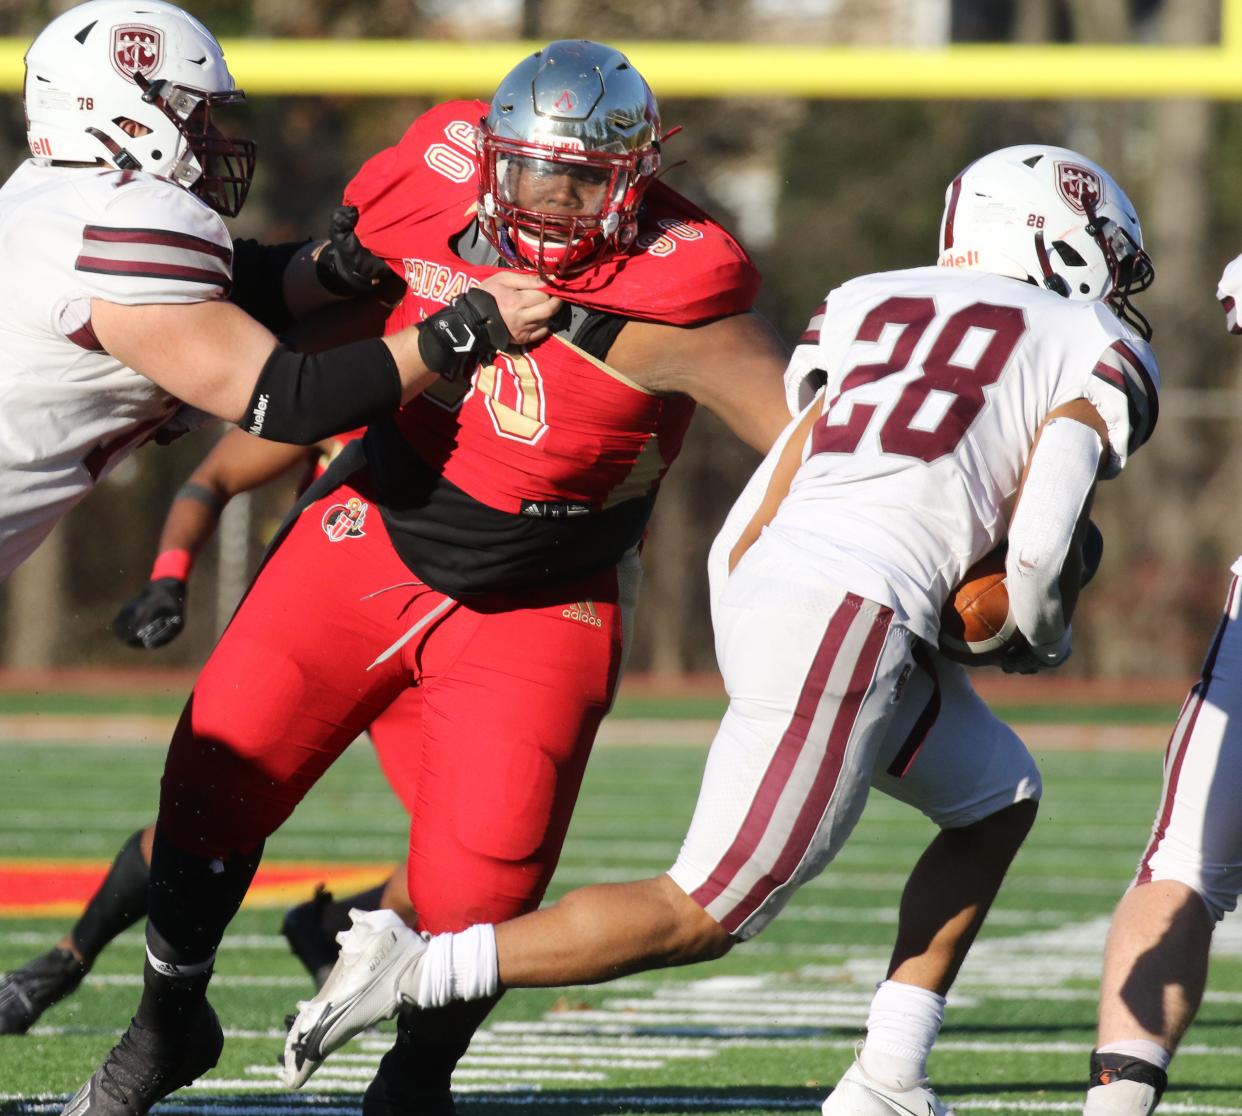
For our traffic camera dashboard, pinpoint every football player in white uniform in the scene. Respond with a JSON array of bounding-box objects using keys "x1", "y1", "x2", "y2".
[
  {"x1": 0, "y1": 0, "x2": 557, "y2": 583},
  {"x1": 278, "y1": 145, "x2": 1159, "y2": 1115},
  {"x1": 1080, "y1": 262, "x2": 1242, "y2": 1116}
]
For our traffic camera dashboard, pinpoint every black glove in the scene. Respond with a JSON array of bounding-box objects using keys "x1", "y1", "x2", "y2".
[
  {"x1": 112, "y1": 578, "x2": 187, "y2": 649},
  {"x1": 314, "y1": 205, "x2": 407, "y2": 306}
]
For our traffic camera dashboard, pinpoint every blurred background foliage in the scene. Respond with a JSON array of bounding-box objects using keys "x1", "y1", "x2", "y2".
[{"x1": 2, "y1": 0, "x2": 1239, "y2": 678}]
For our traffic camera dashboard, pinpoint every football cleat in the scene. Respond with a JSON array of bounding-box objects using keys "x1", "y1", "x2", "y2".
[
  {"x1": 822, "y1": 1055, "x2": 956, "y2": 1116},
  {"x1": 0, "y1": 946, "x2": 88, "y2": 1034},
  {"x1": 362, "y1": 1013, "x2": 456, "y2": 1116},
  {"x1": 59, "y1": 1000, "x2": 223, "y2": 1116},
  {"x1": 281, "y1": 886, "x2": 342, "y2": 990},
  {"x1": 281, "y1": 908, "x2": 429, "y2": 1088}
]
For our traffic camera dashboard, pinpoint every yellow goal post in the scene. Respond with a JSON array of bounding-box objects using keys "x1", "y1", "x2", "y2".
[{"x1": 2, "y1": 0, "x2": 1242, "y2": 98}]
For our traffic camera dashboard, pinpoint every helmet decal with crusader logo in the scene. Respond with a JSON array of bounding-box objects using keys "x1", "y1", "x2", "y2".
[
  {"x1": 1055, "y1": 161, "x2": 1104, "y2": 214},
  {"x1": 111, "y1": 24, "x2": 162, "y2": 81}
]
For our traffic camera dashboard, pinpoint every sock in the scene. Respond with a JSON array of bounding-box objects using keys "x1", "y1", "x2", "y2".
[
  {"x1": 1085, "y1": 1047, "x2": 1169, "y2": 1115},
  {"x1": 70, "y1": 829, "x2": 149, "y2": 964},
  {"x1": 412, "y1": 925, "x2": 499, "y2": 1009},
  {"x1": 146, "y1": 829, "x2": 264, "y2": 961},
  {"x1": 134, "y1": 925, "x2": 214, "y2": 1032},
  {"x1": 857, "y1": 979, "x2": 946, "y2": 1090},
  {"x1": 319, "y1": 883, "x2": 385, "y2": 938},
  {"x1": 1096, "y1": 1040, "x2": 1171, "y2": 1074}
]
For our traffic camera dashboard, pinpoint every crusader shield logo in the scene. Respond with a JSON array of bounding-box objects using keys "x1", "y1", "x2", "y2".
[
  {"x1": 1055, "y1": 161, "x2": 1104, "y2": 214},
  {"x1": 112, "y1": 25, "x2": 162, "y2": 82},
  {"x1": 321, "y1": 497, "x2": 369, "y2": 542}
]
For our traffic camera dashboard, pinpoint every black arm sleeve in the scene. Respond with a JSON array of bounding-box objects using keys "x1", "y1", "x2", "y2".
[
  {"x1": 229, "y1": 238, "x2": 308, "y2": 334},
  {"x1": 241, "y1": 338, "x2": 402, "y2": 445}
]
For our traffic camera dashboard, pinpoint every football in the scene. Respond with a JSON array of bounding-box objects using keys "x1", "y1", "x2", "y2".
[{"x1": 938, "y1": 546, "x2": 1022, "y2": 666}]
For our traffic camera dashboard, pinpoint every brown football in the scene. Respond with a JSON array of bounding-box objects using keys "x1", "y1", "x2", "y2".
[{"x1": 938, "y1": 546, "x2": 1022, "y2": 666}]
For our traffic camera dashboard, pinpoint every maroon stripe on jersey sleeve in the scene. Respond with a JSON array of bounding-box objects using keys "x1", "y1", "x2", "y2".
[
  {"x1": 798, "y1": 300, "x2": 827, "y2": 345},
  {"x1": 75, "y1": 257, "x2": 232, "y2": 295},
  {"x1": 81, "y1": 225, "x2": 233, "y2": 261},
  {"x1": 1091, "y1": 340, "x2": 1159, "y2": 454},
  {"x1": 66, "y1": 320, "x2": 104, "y2": 352},
  {"x1": 1111, "y1": 339, "x2": 1160, "y2": 450}
]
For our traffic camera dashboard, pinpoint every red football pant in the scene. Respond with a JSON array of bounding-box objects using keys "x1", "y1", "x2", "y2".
[{"x1": 159, "y1": 473, "x2": 626, "y2": 933}]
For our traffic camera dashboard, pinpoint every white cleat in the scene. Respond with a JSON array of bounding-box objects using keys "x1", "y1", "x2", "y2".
[
  {"x1": 280, "y1": 909, "x2": 427, "y2": 1089},
  {"x1": 821, "y1": 1056, "x2": 956, "y2": 1116}
]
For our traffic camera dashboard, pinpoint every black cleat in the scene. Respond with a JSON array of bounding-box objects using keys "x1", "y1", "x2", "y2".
[
  {"x1": 0, "y1": 947, "x2": 88, "y2": 1034},
  {"x1": 59, "y1": 1000, "x2": 223, "y2": 1116},
  {"x1": 281, "y1": 885, "x2": 342, "y2": 990},
  {"x1": 362, "y1": 1013, "x2": 456, "y2": 1116}
]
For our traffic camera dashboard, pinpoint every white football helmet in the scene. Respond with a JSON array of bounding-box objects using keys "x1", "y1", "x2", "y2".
[
  {"x1": 938, "y1": 144, "x2": 1154, "y2": 338},
  {"x1": 24, "y1": 0, "x2": 255, "y2": 216},
  {"x1": 476, "y1": 39, "x2": 662, "y2": 279}
]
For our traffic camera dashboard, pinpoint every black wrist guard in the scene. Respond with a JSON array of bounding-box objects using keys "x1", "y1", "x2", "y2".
[
  {"x1": 416, "y1": 288, "x2": 513, "y2": 381},
  {"x1": 242, "y1": 338, "x2": 401, "y2": 444}
]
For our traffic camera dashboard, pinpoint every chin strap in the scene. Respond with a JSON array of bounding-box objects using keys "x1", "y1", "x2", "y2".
[
  {"x1": 83, "y1": 126, "x2": 141, "y2": 171},
  {"x1": 1032, "y1": 230, "x2": 1069, "y2": 297}
]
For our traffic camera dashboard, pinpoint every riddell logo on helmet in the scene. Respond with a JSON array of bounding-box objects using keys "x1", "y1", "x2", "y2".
[
  {"x1": 28, "y1": 136, "x2": 52, "y2": 157},
  {"x1": 111, "y1": 25, "x2": 162, "y2": 82},
  {"x1": 1055, "y1": 162, "x2": 1103, "y2": 214},
  {"x1": 938, "y1": 249, "x2": 980, "y2": 269}
]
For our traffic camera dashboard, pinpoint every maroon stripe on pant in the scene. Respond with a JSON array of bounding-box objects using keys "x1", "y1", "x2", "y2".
[
  {"x1": 1137, "y1": 576, "x2": 1238, "y2": 884},
  {"x1": 691, "y1": 595, "x2": 893, "y2": 933}
]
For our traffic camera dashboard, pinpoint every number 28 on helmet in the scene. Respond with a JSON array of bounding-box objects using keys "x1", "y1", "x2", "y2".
[
  {"x1": 476, "y1": 39, "x2": 663, "y2": 279},
  {"x1": 938, "y1": 144, "x2": 1155, "y2": 340}
]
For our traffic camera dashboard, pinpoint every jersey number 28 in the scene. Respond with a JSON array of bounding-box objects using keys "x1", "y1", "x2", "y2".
[{"x1": 812, "y1": 297, "x2": 1026, "y2": 463}]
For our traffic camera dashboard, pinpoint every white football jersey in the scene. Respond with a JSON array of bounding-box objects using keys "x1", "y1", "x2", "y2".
[
  {"x1": 0, "y1": 160, "x2": 232, "y2": 580},
  {"x1": 726, "y1": 265, "x2": 1159, "y2": 645}
]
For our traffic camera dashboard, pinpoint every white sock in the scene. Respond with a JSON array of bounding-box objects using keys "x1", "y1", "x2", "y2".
[
  {"x1": 411, "y1": 924, "x2": 499, "y2": 1008},
  {"x1": 1096, "y1": 1040, "x2": 1171, "y2": 1073},
  {"x1": 857, "y1": 979, "x2": 946, "y2": 1090},
  {"x1": 1084, "y1": 1080, "x2": 1159, "y2": 1116}
]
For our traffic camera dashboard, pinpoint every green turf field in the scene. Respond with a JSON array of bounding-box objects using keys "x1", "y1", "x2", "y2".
[{"x1": 2, "y1": 707, "x2": 1239, "y2": 1115}]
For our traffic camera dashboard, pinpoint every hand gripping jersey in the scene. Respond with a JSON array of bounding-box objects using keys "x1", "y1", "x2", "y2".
[
  {"x1": 0, "y1": 161, "x2": 231, "y2": 580},
  {"x1": 736, "y1": 265, "x2": 1159, "y2": 645},
  {"x1": 343, "y1": 101, "x2": 758, "y2": 598}
]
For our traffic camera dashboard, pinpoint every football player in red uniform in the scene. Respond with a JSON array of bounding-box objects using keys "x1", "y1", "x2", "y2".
[{"x1": 63, "y1": 39, "x2": 792, "y2": 1116}]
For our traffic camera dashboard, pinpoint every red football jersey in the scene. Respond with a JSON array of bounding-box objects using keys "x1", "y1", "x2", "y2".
[
  {"x1": 342, "y1": 101, "x2": 760, "y2": 596},
  {"x1": 346, "y1": 100, "x2": 757, "y2": 514}
]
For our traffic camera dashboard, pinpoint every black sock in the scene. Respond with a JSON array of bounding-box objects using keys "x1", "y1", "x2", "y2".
[
  {"x1": 319, "y1": 883, "x2": 386, "y2": 937},
  {"x1": 70, "y1": 829, "x2": 149, "y2": 964},
  {"x1": 135, "y1": 829, "x2": 264, "y2": 1030}
]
